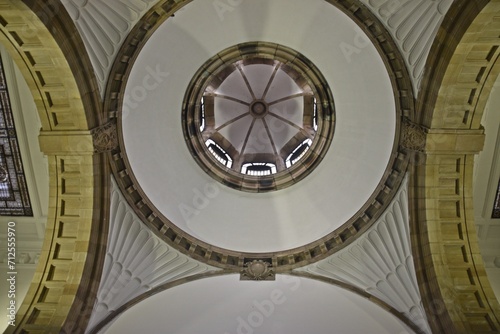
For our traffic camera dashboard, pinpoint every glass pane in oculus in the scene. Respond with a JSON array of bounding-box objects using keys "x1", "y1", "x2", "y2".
[
  {"x1": 205, "y1": 139, "x2": 232, "y2": 168},
  {"x1": 241, "y1": 162, "x2": 277, "y2": 176},
  {"x1": 0, "y1": 56, "x2": 32, "y2": 216}
]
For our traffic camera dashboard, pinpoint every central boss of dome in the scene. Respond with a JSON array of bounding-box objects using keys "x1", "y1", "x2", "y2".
[{"x1": 182, "y1": 42, "x2": 335, "y2": 192}]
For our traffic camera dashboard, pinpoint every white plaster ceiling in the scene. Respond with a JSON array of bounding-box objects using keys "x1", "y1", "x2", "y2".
[
  {"x1": 105, "y1": 274, "x2": 414, "y2": 334},
  {"x1": 122, "y1": 0, "x2": 396, "y2": 253}
]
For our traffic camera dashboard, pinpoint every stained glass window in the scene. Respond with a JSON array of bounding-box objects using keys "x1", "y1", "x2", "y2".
[
  {"x1": 493, "y1": 179, "x2": 500, "y2": 219},
  {"x1": 0, "y1": 55, "x2": 32, "y2": 216}
]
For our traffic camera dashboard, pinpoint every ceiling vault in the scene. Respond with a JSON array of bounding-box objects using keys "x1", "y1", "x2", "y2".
[{"x1": 0, "y1": 0, "x2": 499, "y2": 333}]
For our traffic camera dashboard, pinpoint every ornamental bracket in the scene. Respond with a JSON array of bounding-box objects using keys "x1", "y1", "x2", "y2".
[
  {"x1": 401, "y1": 118, "x2": 426, "y2": 152},
  {"x1": 240, "y1": 260, "x2": 275, "y2": 281}
]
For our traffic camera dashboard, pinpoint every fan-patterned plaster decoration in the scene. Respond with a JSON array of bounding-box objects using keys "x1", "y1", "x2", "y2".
[
  {"x1": 295, "y1": 176, "x2": 432, "y2": 334},
  {"x1": 85, "y1": 177, "x2": 219, "y2": 333},
  {"x1": 360, "y1": 0, "x2": 453, "y2": 93},
  {"x1": 61, "y1": 0, "x2": 160, "y2": 94}
]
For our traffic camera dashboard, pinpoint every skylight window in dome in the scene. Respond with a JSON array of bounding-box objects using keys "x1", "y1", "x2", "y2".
[
  {"x1": 205, "y1": 139, "x2": 232, "y2": 168},
  {"x1": 285, "y1": 138, "x2": 312, "y2": 168},
  {"x1": 313, "y1": 98, "x2": 318, "y2": 131},
  {"x1": 183, "y1": 42, "x2": 335, "y2": 192},
  {"x1": 199, "y1": 96, "x2": 206, "y2": 132},
  {"x1": 241, "y1": 162, "x2": 277, "y2": 176}
]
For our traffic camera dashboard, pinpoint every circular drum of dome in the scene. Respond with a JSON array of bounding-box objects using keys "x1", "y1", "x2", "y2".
[{"x1": 182, "y1": 42, "x2": 335, "y2": 192}]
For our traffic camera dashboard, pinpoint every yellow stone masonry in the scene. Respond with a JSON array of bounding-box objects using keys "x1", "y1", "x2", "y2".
[
  {"x1": 414, "y1": 0, "x2": 500, "y2": 332},
  {"x1": 0, "y1": 1, "x2": 101, "y2": 333}
]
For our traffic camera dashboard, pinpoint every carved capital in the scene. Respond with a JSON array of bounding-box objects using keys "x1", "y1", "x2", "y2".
[
  {"x1": 240, "y1": 260, "x2": 275, "y2": 281},
  {"x1": 401, "y1": 118, "x2": 426, "y2": 152},
  {"x1": 91, "y1": 121, "x2": 118, "y2": 153}
]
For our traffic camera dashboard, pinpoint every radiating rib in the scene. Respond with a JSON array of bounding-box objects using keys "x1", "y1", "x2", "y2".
[
  {"x1": 212, "y1": 93, "x2": 251, "y2": 106},
  {"x1": 261, "y1": 63, "x2": 280, "y2": 100},
  {"x1": 214, "y1": 112, "x2": 250, "y2": 131},
  {"x1": 268, "y1": 93, "x2": 306, "y2": 106},
  {"x1": 268, "y1": 112, "x2": 313, "y2": 139},
  {"x1": 239, "y1": 118, "x2": 257, "y2": 157},
  {"x1": 236, "y1": 65, "x2": 256, "y2": 100}
]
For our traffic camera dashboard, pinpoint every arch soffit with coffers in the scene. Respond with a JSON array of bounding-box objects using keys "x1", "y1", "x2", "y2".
[
  {"x1": 0, "y1": 1, "x2": 107, "y2": 333},
  {"x1": 105, "y1": 0, "x2": 415, "y2": 271},
  {"x1": 411, "y1": 0, "x2": 500, "y2": 333}
]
